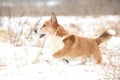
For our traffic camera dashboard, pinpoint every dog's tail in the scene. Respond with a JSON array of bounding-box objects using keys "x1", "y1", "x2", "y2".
[{"x1": 96, "y1": 29, "x2": 116, "y2": 45}]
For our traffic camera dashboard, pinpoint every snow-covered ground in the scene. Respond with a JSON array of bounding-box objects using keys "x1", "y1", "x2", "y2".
[{"x1": 0, "y1": 15, "x2": 120, "y2": 80}]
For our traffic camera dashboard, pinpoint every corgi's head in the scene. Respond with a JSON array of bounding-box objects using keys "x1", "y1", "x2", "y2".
[
  {"x1": 35, "y1": 12, "x2": 68, "y2": 38},
  {"x1": 40, "y1": 12, "x2": 59, "y2": 35}
]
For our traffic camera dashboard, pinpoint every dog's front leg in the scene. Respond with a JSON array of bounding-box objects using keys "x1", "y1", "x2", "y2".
[{"x1": 52, "y1": 49, "x2": 66, "y2": 58}]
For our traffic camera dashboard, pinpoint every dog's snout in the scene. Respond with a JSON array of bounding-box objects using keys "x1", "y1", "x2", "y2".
[{"x1": 34, "y1": 29, "x2": 38, "y2": 33}]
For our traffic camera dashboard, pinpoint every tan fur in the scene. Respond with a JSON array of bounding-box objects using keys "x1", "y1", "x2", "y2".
[{"x1": 39, "y1": 12, "x2": 113, "y2": 64}]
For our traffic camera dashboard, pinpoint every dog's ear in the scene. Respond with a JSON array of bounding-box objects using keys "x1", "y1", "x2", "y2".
[{"x1": 51, "y1": 12, "x2": 58, "y2": 27}]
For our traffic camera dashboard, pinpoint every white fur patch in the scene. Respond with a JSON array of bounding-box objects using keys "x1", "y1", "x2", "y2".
[{"x1": 42, "y1": 35, "x2": 64, "y2": 58}]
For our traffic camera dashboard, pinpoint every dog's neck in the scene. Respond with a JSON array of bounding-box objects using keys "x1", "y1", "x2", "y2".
[{"x1": 55, "y1": 25, "x2": 68, "y2": 37}]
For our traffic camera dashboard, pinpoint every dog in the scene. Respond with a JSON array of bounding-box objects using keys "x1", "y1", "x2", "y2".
[{"x1": 35, "y1": 12, "x2": 115, "y2": 64}]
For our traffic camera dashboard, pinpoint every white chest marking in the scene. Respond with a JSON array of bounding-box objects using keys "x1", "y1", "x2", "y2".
[{"x1": 42, "y1": 35, "x2": 64, "y2": 57}]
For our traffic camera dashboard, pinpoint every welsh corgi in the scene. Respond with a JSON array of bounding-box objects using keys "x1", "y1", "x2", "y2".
[{"x1": 35, "y1": 12, "x2": 115, "y2": 64}]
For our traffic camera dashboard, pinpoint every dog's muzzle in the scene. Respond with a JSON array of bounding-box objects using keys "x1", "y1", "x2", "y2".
[{"x1": 34, "y1": 29, "x2": 46, "y2": 38}]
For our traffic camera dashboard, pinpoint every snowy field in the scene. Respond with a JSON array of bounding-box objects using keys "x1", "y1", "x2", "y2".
[{"x1": 0, "y1": 15, "x2": 120, "y2": 80}]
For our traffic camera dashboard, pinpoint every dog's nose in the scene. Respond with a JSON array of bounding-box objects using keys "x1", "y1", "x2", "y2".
[
  {"x1": 34, "y1": 29, "x2": 38, "y2": 33},
  {"x1": 39, "y1": 34, "x2": 46, "y2": 38}
]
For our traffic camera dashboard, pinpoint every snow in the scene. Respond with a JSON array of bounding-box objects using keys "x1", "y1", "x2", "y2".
[{"x1": 0, "y1": 15, "x2": 120, "y2": 80}]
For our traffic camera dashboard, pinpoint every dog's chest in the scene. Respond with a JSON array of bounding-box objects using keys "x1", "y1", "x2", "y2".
[{"x1": 43, "y1": 35, "x2": 64, "y2": 56}]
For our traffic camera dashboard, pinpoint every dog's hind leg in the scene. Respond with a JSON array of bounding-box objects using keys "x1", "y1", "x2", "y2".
[{"x1": 91, "y1": 48, "x2": 102, "y2": 64}]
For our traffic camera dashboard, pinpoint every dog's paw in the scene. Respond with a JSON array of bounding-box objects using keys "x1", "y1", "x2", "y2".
[{"x1": 63, "y1": 58, "x2": 69, "y2": 64}]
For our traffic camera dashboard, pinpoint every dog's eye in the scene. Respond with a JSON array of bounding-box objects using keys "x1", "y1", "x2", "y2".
[{"x1": 43, "y1": 24, "x2": 46, "y2": 27}]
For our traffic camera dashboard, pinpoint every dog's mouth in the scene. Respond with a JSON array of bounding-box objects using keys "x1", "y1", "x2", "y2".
[
  {"x1": 34, "y1": 29, "x2": 46, "y2": 38},
  {"x1": 39, "y1": 34, "x2": 46, "y2": 38}
]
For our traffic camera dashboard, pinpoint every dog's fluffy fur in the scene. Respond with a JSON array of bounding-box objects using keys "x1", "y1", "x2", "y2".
[{"x1": 37, "y1": 12, "x2": 114, "y2": 64}]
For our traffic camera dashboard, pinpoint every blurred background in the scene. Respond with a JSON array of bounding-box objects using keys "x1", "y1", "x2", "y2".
[{"x1": 0, "y1": 0, "x2": 120, "y2": 16}]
